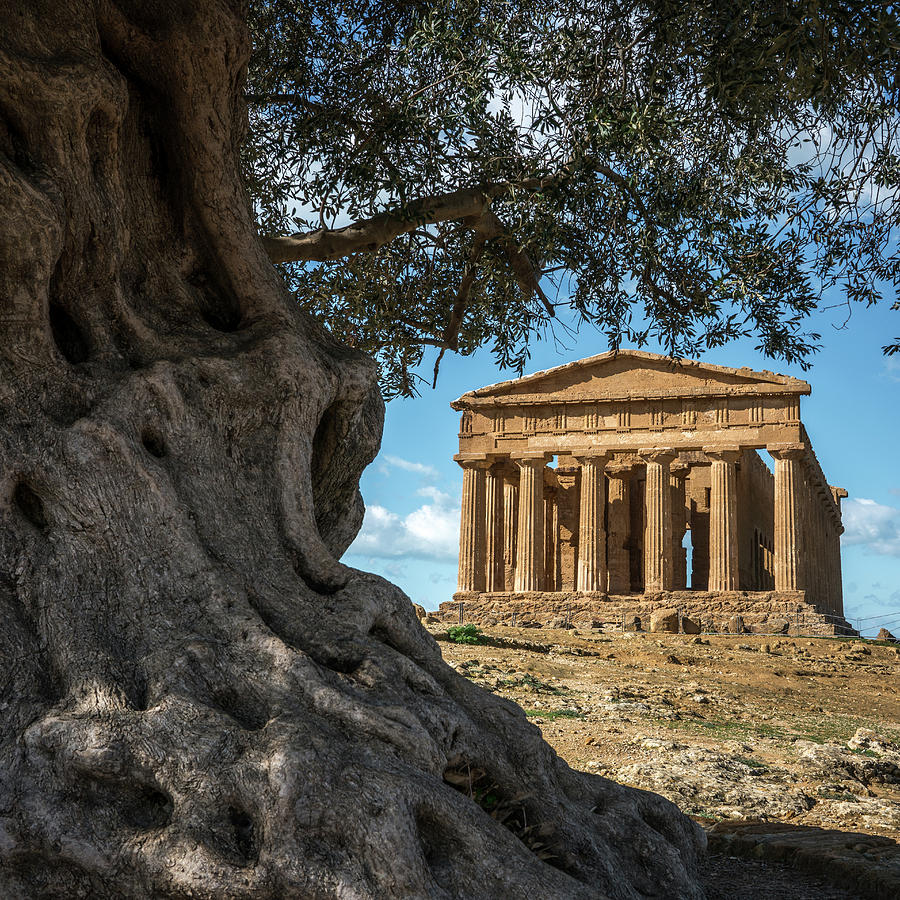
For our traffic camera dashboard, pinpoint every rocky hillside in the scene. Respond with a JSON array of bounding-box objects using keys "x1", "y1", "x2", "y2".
[{"x1": 431, "y1": 624, "x2": 900, "y2": 897}]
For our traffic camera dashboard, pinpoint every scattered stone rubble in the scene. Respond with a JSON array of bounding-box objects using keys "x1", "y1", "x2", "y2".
[{"x1": 592, "y1": 727, "x2": 900, "y2": 833}]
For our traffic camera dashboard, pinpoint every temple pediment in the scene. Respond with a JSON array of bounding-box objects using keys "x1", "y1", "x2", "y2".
[{"x1": 452, "y1": 350, "x2": 809, "y2": 407}]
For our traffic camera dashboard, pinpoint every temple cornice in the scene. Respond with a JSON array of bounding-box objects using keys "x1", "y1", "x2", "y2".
[{"x1": 451, "y1": 383, "x2": 810, "y2": 409}]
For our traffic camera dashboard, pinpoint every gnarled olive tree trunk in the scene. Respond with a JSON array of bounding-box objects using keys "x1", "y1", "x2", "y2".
[{"x1": 0, "y1": 2, "x2": 704, "y2": 896}]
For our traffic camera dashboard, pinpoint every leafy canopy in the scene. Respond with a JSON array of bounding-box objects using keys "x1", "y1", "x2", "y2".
[{"x1": 244, "y1": 0, "x2": 900, "y2": 397}]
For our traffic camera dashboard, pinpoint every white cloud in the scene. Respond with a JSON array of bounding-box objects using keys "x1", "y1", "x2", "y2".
[
  {"x1": 842, "y1": 498, "x2": 900, "y2": 556},
  {"x1": 379, "y1": 455, "x2": 439, "y2": 479},
  {"x1": 347, "y1": 493, "x2": 460, "y2": 561},
  {"x1": 429, "y1": 570, "x2": 455, "y2": 585},
  {"x1": 417, "y1": 485, "x2": 453, "y2": 504},
  {"x1": 883, "y1": 357, "x2": 900, "y2": 384},
  {"x1": 377, "y1": 560, "x2": 409, "y2": 581}
]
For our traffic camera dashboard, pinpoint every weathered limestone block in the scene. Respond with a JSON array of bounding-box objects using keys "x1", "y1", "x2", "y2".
[{"x1": 650, "y1": 608, "x2": 680, "y2": 633}]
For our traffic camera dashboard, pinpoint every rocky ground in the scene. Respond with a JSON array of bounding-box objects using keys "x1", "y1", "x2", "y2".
[{"x1": 430, "y1": 624, "x2": 900, "y2": 897}]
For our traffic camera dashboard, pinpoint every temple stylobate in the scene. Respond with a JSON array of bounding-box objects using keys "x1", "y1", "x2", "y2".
[{"x1": 449, "y1": 351, "x2": 848, "y2": 630}]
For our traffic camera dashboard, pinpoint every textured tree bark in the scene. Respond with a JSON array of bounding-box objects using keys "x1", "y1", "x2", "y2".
[{"x1": 0, "y1": 2, "x2": 704, "y2": 896}]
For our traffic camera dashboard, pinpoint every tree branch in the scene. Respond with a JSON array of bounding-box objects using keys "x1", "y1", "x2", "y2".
[
  {"x1": 261, "y1": 162, "x2": 578, "y2": 266},
  {"x1": 261, "y1": 187, "x2": 492, "y2": 263},
  {"x1": 472, "y1": 208, "x2": 555, "y2": 317},
  {"x1": 245, "y1": 92, "x2": 323, "y2": 107},
  {"x1": 432, "y1": 232, "x2": 488, "y2": 387},
  {"x1": 263, "y1": 160, "x2": 627, "y2": 337},
  {"x1": 594, "y1": 163, "x2": 653, "y2": 225},
  {"x1": 443, "y1": 233, "x2": 488, "y2": 352}
]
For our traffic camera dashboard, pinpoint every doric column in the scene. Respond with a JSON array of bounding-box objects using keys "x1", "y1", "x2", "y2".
[
  {"x1": 805, "y1": 480, "x2": 815, "y2": 602},
  {"x1": 543, "y1": 479, "x2": 559, "y2": 591},
  {"x1": 484, "y1": 463, "x2": 504, "y2": 592},
  {"x1": 670, "y1": 462, "x2": 689, "y2": 590},
  {"x1": 833, "y1": 518, "x2": 845, "y2": 615},
  {"x1": 690, "y1": 491, "x2": 710, "y2": 591},
  {"x1": 814, "y1": 490, "x2": 826, "y2": 610},
  {"x1": 501, "y1": 465, "x2": 519, "y2": 591},
  {"x1": 795, "y1": 472, "x2": 806, "y2": 592},
  {"x1": 802, "y1": 467, "x2": 815, "y2": 595},
  {"x1": 830, "y1": 487, "x2": 847, "y2": 615},
  {"x1": 823, "y1": 502, "x2": 833, "y2": 611},
  {"x1": 574, "y1": 452, "x2": 611, "y2": 593},
  {"x1": 639, "y1": 449, "x2": 676, "y2": 592},
  {"x1": 829, "y1": 518, "x2": 837, "y2": 613},
  {"x1": 770, "y1": 446, "x2": 804, "y2": 592},
  {"x1": 822, "y1": 512, "x2": 833, "y2": 613},
  {"x1": 513, "y1": 453, "x2": 549, "y2": 591},
  {"x1": 455, "y1": 456, "x2": 490, "y2": 592},
  {"x1": 606, "y1": 463, "x2": 632, "y2": 593},
  {"x1": 827, "y1": 507, "x2": 837, "y2": 612},
  {"x1": 706, "y1": 448, "x2": 741, "y2": 591}
]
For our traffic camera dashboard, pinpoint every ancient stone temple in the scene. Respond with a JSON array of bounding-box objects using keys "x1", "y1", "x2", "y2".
[{"x1": 444, "y1": 351, "x2": 851, "y2": 633}]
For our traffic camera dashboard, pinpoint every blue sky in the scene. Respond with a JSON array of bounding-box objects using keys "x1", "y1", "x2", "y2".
[{"x1": 342, "y1": 296, "x2": 900, "y2": 636}]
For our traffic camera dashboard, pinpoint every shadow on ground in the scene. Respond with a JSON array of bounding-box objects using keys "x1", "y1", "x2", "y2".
[{"x1": 702, "y1": 821, "x2": 900, "y2": 899}]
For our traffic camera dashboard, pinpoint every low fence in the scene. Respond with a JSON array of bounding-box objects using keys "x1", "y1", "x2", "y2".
[{"x1": 851, "y1": 610, "x2": 900, "y2": 640}]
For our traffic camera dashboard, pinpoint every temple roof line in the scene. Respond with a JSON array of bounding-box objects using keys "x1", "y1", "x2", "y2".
[
  {"x1": 451, "y1": 349, "x2": 810, "y2": 409},
  {"x1": 453, "y1": 384, "x2": 807, "y2": 407}
]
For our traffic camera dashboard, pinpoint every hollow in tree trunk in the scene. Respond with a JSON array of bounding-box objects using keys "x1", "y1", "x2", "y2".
[{"x1": 0, "y1": 2, "x2": 705, "y2": 896}]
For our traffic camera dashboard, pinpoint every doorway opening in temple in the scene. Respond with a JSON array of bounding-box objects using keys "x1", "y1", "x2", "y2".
[{"x1": 683, "y1": 529, "x2": 694, "y2": 590}]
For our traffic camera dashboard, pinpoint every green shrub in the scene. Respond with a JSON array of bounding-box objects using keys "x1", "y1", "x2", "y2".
[
  {"x1": 447, "y1": 624, "x2": 484, "y2": 645},
  {"x1": 524, "y1": 709, "x2": 584, "y2": 720}
]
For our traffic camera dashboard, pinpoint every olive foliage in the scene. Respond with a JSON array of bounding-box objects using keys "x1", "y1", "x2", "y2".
[{"x1": 244, "y1": 0, "x2": 900, "y2": 396}]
